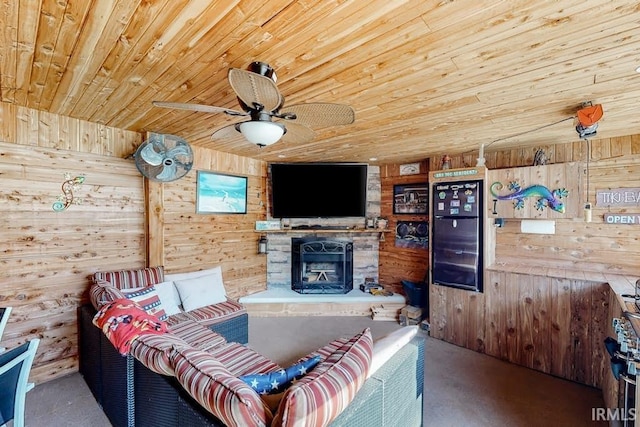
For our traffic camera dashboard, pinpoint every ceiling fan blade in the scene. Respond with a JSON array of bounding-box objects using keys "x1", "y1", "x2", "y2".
[
  {"x1": 211, "y1": 122, "x2": 242, "y2": 141},
  {"x1": 228, "y1": 68, "x2": 284, "y2": 112},
  {"x1": 281, "y1": 103, "x2": 355, "y2": 128},
  {"x1": 280, "y1": 122, "x2": 315, "y2": 144},
  {"x1": 152, "y1": 101, "x2": 247, "y2": 116}
]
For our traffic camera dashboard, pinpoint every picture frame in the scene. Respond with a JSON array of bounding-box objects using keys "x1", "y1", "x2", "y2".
[
  {"x1": 395, "y1": 220, "x2": 429, "y2": 249},
  {"x1": 196, "y1": 171, "x2": 248, "y2": 214},
  {"x1": 393, "y1": 183, "x2": 428, "y2": 214}
]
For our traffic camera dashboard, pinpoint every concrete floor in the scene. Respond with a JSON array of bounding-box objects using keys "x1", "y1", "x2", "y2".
[{"x1": 23, "y1": 316, "x2": 608, "y2": 426}]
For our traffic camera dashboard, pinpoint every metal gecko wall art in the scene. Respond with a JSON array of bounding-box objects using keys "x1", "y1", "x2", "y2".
[
  {"x1": 490, "y1": 181, "x2": 569, "y2": 213},
  {"x1": 52, "y1": 173, "x2": 85, "y2": 212}
]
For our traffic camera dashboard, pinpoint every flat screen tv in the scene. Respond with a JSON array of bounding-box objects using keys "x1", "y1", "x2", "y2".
[{"x1": 270, "y1": 163, "x2": 368, "y2": 218}]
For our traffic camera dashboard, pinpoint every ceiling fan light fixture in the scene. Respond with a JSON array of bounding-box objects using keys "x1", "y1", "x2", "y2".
[{"x1": 238, "y1": 121, "x2": 285, "y2": 147}]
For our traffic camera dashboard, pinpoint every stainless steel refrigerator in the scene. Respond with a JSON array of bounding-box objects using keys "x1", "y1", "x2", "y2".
[{"x1": 431, "y1": 179, "x2": 483, "y2": 292}]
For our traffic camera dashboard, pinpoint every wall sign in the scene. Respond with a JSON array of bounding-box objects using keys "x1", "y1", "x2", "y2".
[
  {"x1": 433, "y1": 169, "x2": 478, "y2": 179},
  {"x1": 604, "y1": 213, "x2": 640, "y2": 225},
  {"x1": 399, "y1": 162, "x2": 421, "y2": 175},
  {"x1": 596, "y1": 188, "x2": 640, "y2": 207}
]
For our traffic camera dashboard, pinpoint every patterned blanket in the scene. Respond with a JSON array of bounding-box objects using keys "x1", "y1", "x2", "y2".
[{"x1": 93, "y1": 298, "x2": 168, "y2": 355}]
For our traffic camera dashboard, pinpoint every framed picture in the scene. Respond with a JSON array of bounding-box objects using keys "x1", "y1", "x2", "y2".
[
  {"x1": 395, "y1": 220, "x2": 429, "y2": 249},
  {"x1": 393, "y1": 183, "x2": 428, "y2": 214},
  {"x1": 196, "y1": 171, "x2": 248, "y2": 214}
]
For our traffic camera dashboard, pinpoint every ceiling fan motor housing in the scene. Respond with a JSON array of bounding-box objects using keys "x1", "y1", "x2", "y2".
[{"x1": 247, "y1": 61, "x2": 277, "y2": 82}]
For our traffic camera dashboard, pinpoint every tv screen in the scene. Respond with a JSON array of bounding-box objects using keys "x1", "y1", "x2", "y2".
[{"x1": 270, "y1": 163, "x2": 368, "y2": 218}]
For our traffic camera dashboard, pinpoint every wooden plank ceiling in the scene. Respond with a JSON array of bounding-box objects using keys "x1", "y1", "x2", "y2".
[{"x1": 1, "y1": 0, "x2": 640, "y2": 164}]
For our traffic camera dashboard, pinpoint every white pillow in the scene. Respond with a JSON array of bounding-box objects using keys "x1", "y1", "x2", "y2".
[
  {"x1": 164, "y1": 266, "x2": 223, "y2": 282},
  {"x1": 368, "y1": 326, "x2": 418, "y2": 377},
  {"x1": 173, "y1": 270, "x2": 227, "y2": 312},
  {"x1": 154, "y1": 281, "x2": 182, "y2": 316}
]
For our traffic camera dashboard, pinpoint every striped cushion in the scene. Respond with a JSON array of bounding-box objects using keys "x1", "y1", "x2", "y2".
[
  {"x1": 165, "y1": 311, "x2": 196, "y2": 326},
  {"x1": 272, "y1": 328, "x2": 373, "y2": 427},
  {"x1": 169, "y1": 320, "x2": 227, "y2": 351},
  {"x1": 299, "y1": 338, "x2": 350, "y2": 363},
  {"x1": 182, "y1": 299, "x2": 246, "y2": 326},
  {"x1": 130, "y1": 333, "x2": 189, "y2": 376},
  {"x1": 92, "y1": 266, "x2": 164, "y2": 290},
  {"x1": 172, "y1": 347, "x2": 273, "y2": 427},
  {"x1": 122, "y1": 285, "x2": 167, "y2": 321},
  {"x1": 89, "y1": 280, "x2": 125, "y2": 310},
  {"x1": 207, "y1": 342, "x2": 281, "y2": 376}
]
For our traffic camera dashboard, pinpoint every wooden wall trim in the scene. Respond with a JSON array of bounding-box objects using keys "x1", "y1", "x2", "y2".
[{"x1": 146, "y1": 179, "x2": 164, "y2": 267}]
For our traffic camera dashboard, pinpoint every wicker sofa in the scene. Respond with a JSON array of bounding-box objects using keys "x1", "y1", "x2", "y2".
[{"x1": 78, "y1": 266, "x2": 425, "y2": 426}]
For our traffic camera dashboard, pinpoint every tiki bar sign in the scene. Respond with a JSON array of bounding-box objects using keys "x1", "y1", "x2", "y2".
[{"x1": 596, "y1": 188, "x2": 640, "y2": 207}]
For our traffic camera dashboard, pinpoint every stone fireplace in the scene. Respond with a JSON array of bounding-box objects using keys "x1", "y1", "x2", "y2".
[{"x1": 291, "y1": 237, "x2": 353, "y2": 294}]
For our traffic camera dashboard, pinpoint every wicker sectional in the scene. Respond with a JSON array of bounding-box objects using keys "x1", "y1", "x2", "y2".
[{"x1": 78, "y1": 267, "x2": 425, "y2": 426}]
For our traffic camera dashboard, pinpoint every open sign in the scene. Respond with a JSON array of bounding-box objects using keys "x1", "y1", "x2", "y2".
[{"x1": 604, "y1": 213, "x2": 640, "y2": 224}]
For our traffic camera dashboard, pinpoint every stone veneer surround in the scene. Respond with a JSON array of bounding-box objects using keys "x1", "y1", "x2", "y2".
[
  {"x1": 265, "y1": 166, "x2": 381, "y2": 290},
  {"x1": 266, "y1": 233, "x2": 379, "y2": 290}
]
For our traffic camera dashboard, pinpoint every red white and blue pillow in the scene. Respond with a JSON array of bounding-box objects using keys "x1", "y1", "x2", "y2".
[
  {"x1": 239, "y1": 355, "x2": 322, "y2": 395},
  {"x1": 122, "y1": 285, "x2": 168, "y2": 321}
]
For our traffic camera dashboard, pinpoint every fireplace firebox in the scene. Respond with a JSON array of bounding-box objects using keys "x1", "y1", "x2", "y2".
[{"x1": 291, "y1": 237, "x2": 353, "y2": 294}]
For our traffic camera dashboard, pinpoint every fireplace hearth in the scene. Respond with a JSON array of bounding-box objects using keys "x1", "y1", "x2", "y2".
[{"x1": 291, "y1": 237, "x2": 353, "y2": 294}]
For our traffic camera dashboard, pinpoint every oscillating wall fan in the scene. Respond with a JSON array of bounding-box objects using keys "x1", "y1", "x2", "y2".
[
  {"x1": 153, "y1": 62, "x2": 355, "y2": 147},
  {"x1": 134, "y1": 133, "x2": 193, "y2": 182}
]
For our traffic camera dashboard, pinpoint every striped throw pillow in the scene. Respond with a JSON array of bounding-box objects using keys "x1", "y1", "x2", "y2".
[
  {"x1": 172, "y1": 347, "x2": 273, "y2": 427},
  {"x1": 122, "y1": 285, "x2": 167, "y2": 321},
  {"x1": 272, "y1": 328, "x2": 373, "y2": 427}
]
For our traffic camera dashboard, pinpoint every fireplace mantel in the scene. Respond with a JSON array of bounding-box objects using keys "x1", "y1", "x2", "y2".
[{"x1": 256, "y1": 228, "x2": 389, "y2": 234}]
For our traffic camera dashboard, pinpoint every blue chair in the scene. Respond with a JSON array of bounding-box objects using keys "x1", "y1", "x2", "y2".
[
  {"x1": 0, "y1": 307, "x2": 12, "y2": 354},
  {"x1": 0, "y1": 339, "x2": 39, "y2": 427},
  {"x1": 0, "y1": 307, "x2": 11, "y2": 342}
]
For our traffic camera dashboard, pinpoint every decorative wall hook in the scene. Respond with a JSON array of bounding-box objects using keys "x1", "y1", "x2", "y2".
[{"x1": 52, "y1": 173, "x2": 85, "y2": 211}]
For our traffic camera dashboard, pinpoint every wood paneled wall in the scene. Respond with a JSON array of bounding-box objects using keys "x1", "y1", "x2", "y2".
[
  {"x1": 427, "y1": 135, "x2": 640, "y2": 388},
  {"x1": 0, "y1": 102, "x2": 144, "y2": 383},
  {"x1": 491, "y1": 157, "x2": 640, "y2": 273},
  {"x1": 148, "y1": 147, "x2": 269, "y2": 299},
  {"x1": 430, "y1": 271, "x2": 609, "y2": 388},
  {"x1": 378, "y1": 161, "x2": 430, "y2": 294},
  {"x1": 0, "y1": 103, "x2": 268, "y2": 385}
]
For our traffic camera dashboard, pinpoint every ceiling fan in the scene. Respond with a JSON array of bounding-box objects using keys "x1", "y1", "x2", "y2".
[{"x1": 153, "y1": 62, "x2": 355, "y2": 147}]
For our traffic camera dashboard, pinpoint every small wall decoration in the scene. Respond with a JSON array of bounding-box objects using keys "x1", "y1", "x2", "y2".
[
  {"x1": 395, "y1": 221, "x2": 428, "y2": 249},
  {"x1": 399, "y1": 162, "x2": 421, "y2": 175},
  {"x1": 393, "y1": 183, "x2": 428, "y2": 214},
  {"x1": 52, "y1": 173, "x2": 85, "y2": 212},
  {"x1": 490, "y1": 181, "x2": 568, "y2": 213},
  {"x1": 196, "y1": 171, "x2": 248, "y2": 214}
]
